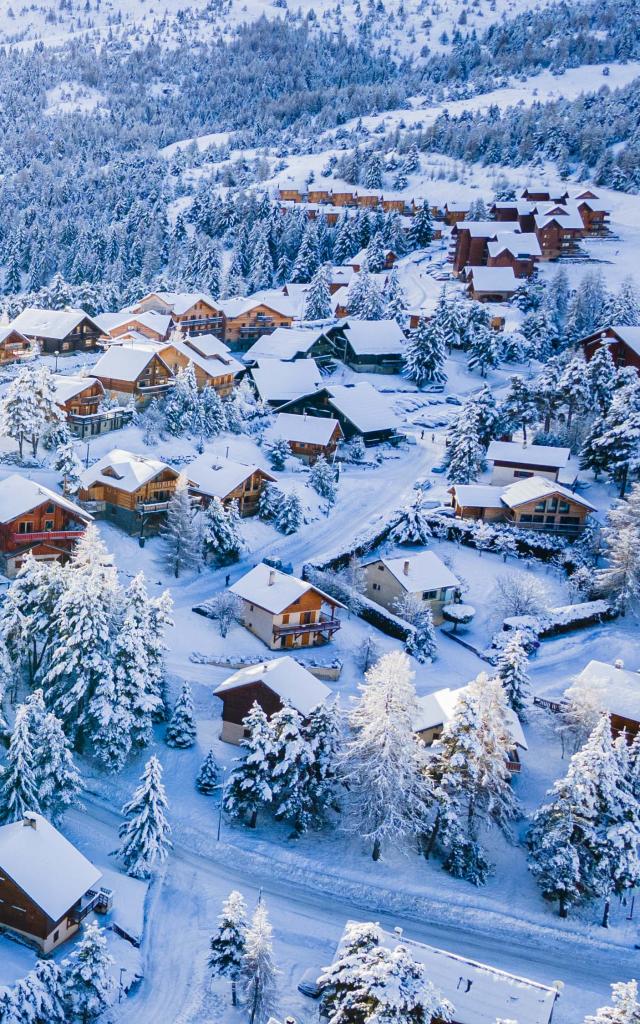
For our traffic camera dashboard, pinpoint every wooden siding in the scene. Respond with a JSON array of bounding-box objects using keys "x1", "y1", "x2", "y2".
[
  {"x1": 0, "y1": 499, "x2": 87, "y2": 555},
  {"x1": 160, "y1": 344, "x2": 236, "y2": 395},
  {"x1": 58, "y1": 380, "x2": 104, "y2": 418},
  {"x1": 78, "y1": 467, "x2": 179, "y2": 511}
]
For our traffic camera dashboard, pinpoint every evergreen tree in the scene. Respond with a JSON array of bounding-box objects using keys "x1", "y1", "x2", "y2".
[
  {"x1": 162, "y1": 475, "x2": 202, "y2": 577},
  {"x1": 54, "y1": 438, "x2": 83, "y2": 494},
  {"x1": 258, "y1": 483, "x2": 283, "y2": 522},
  {"x1": 308, "y1": 456, "x2": 337, "y2": 505},
  {"x1": 566, "y1": 268, "x2": 609, "y2": 341},
  {"x1": 384, "y1": 268, "x2": 407, "y2": 322},
  {"x1": 390, "y1": 498, "x2": 433, "y2": 545},
  {"x1": 225, "y1": 703, "x2": 276, "y2": 828},
  {"x1": 347, "y1": 268, "x2": 386, "y2": 320},
  {"x1": 270, "y1": 704, "x2": 316, "y2": 835},
  {"x1": 242, "y1": 901, "x2": 279, "y2": 1024},
  {"x1": 340, "y1": 651, "x2": 433, "y2": 859},
  {"x1": 581, "y1": 374, "x2": 640, "y2": 495},
  {"x1": 399, "y1": 598, "x2": 438, "y2": 664},
  {"x1": 202, "y1": 497, "x2": 242, "y2": 563},
  {"x1": 607, "y1": 277, "x2": 640, "y2": 326},
  {"x1": 445, "y1": 408, "x2": 485, "y2": 484},
  {"x1": 61, "y1": 923, "x2": 114, "y2": 1021},
  {"x1": 495, "y1": 630, "x2": 530, "y2": 718},
  {"x1": 274, "y1": 491, "x2": 304, "y2": 534},
  {"x1": 115, "y1": 755, "x2": 172, "y2": 878},
  {"x1": 304, "y1": 264, "x2": 333, "y2": 320},
  {"x1": 165, "y1": 362, "x2": 199, "y2": 435},
  {"x1": 467, "y1": 325, "x2": 500, "y2": 377},
  {"x1": 407, "y1": 204, "x2": 434, "y2": 248},
  {"x1": 363, "y1": 231, "x2": 386, "y2": 273},
  {"x1": 291, "y1": 222, "x2": 320, "y2": 283},
  {"x1": 587, "y1": 344, "x2": 617, "y2": 413},
  {"x1": 500, "y1": 376, "x2": 538, "y2": 442},
  {"x1": 559, "y1": 353, "x2": 591, "y2": 429},
  {"x1": 585, "y1": 981, "x2": 640, "y2": 1024},
  {"x1": 0, "y1": 704, "x2": 41, "y2": 823},
  {"x1": 0, "y1": 367, "x2": 40, "y2": 460},
  {"x1": 404, "y1": 318, "x2": 446, "y2": 388},
  {"x1": 209, "y1": 890, "x2": 248, "y2": 1006},
  {"x1": 166, "y1": 683, "x2": 197, "y2": 748},
  {"x1": 265, "y1": 436, "x2": 291, "y2": 471},
  {"x1": 364, "y1": 153, "x2": 383, "y2": 189},
  {"x1": 303, "y1": 700, "x2": 341, "y2": 821},
  {"x1": 197, "y1": 749, "x2": 219, "y2": 794},
  {"x1": 33, "y1": 711, "x2": 83, "y2": 824}
]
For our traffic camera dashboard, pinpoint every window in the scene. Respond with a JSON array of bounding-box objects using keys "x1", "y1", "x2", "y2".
[
  {"x1": 18, "y1": 522, "x2": 33, "y2": 534},
  {"x1": 372, "y1": 582, "x2": 381, "y2": 591},
  {"x1": 53, "y1": 930, "x2": 59, "y2": 942},
  {"x1": 559, "y1": 501, "x2": 570, "y2": 513},
  {"x1": 547, "y1": 498, "x2": 558, "y2": 512},
  {"x1": 534, "y1": 501, "x2": 546, "y2": 512},
  {"x1": 560, "y1": 516, "x2": 579, "y2": 525},
  {"x1": 45, "y1": 520, "x2": 54, "y2": 531},
  {"x1": 301, "y1": 612, "x2": 312, "y2": 625},
  {"x1": 513, "y1": 470, "x2": 533, "y2": 479},
  {"x1": 281, "y1": 613, "x2": 289, "y2": 624},
  {"x1": 422, "y1": 590, "x2": 438, "y2": 600},
  {"x1": 377, "y1": 564, "x2": 385, "y2": 571}
]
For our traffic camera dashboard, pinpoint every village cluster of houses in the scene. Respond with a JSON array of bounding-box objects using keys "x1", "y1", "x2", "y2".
[{"x1": 448, "y1": 187, "x2": 611, "y2": 302}]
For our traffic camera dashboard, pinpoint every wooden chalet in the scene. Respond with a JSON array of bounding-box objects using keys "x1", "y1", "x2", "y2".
[
  {"x1": 279, "y1": 381, "x2": 401, "y2": 446},
  {"x1": 346, "y1": 248, "x2": 397, "y2": 273},
  {"x1": 220, "y1": 294, "x2": 295, "y2": 350},
  {"x1": 95, "y1": 310, "x2": 173, "y2": 344},
  {"x1": 91, "y1": 343, "x2": 174, "y2": 406},
  {"x1": 416, "y1": 684, "x2": 527, "y2": 772},
  {"x1": 78, "y1": 449, "x2": 184, "y2": 535},
  {"x1": 10, "y1": 308, "x2": 104, "y2": 354},
  {"x1": 132, "y1": 291, "x2": 225, "y2": 338},
  {"x1": 0, "y1": 325, "x2": 33, "y2": 365},
  {"x1": 159, "y1": 334, "x2": 243, "y2": 395},
  {"x1": 268, "y1": 412, "x2": 343, "y2": 464},
  {"x1": 242, "y1": 326, "x2": 332, "y2": 366},
  {"x1": 330, "y1": 923, "x2": 559, "y2": 1024},
  {"x1": 443, "y1": 201, "x2": 469, "y2": 226},
  {"x1": 581, "y1": 326, "x2": 640, "y2": 373},
  {"x1": 573, "y1": 190, "x2": 611, "y2": 236},
  {"x1": 0, "y1": 813, "x2": 103, "y2": 953},
  {"x1": 534, "y1": 206, "x2": 585, "y2": 259},
  {"x1": 325, "y1": 318, "x2": 406, "y2": 373},
  {"x1": 450, "y1": 221, "x2": 521, "y2": 275},
  {"x1": 214, "y1": 656, "x2": 331, "y2": 745},
  {"x1": 229, "y1": 562, "x2": 344, "y2": 650},
  {"x1": 278, "y1": 186, "x2": 304, "y2": 203},
  {"x1": 486, "y1": 441, "x2": 575, "y2": 486},
  {"x1": 569, "y1": 660, "x2": 640, "y2": 740},
  {"x1": 51, "y1": 374, "x2": 130, "y2": 439},
  {"x1": 187, "y1": 454, "x2": 274, "y2": 516},
  {"x1": 363, "y1": 551, "x2": 459, "y2": 625},
  {"x1": 449, "y1": 475, "x2": 596, "y2": 536},
  {"x1": 520, "y1": 186, "x2": 568, "y2": 203},
  {"x1": 250, "y1": 359, "x2": 323, "y2": 407},
  {"x1": 466, "y1": 267, "x2": 518, "y2": 302},
  {"x1": 486, "y1": 232, "x2": 541, "y2": 277},
  {"x1": 0, "y1": 474, "x2": 92, "y2": 577}
]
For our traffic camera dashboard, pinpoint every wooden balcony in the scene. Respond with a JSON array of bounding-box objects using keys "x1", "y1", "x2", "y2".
[
  {"x1": 273, "y1": 615, "x2": 341, "y2": 637},
  {"x1": 136, "y1": 381, "x2": 174, "y2": 394},
  {"x1": 11, "y1": 528, "x2": 85, "y2": 544}
]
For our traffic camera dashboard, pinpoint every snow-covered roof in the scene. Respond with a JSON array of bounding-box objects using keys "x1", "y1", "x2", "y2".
[
  {"x1": 455, "y1": 220, "x2": 520, "y2": 238},
  {"x1": 230, "y1": 562, "x2": 345, "y2": 614},
  {"x1": 370, "y1": 551, "x2": 459, "y2": 594},
  {"x1": 0, "y1": 325, "x2": 29, "y2": 346},
  {"x1": 219, "y1": 289, "x2": 297, "y2": 320},
  {"x1": 331, "y1": 266, "x2": 356, "y2": 285},
  {"x1": 52, "y1": 374, "x2": 103, "y2": 405},
  {"x1": 338, "y1": 318, "x2": 405, "y2": 356},
  {"x1": 95, "y1": 310, "x2": 172, "y2": 337},
  {"x1": 492, "y1": 200, "x2": 537, "y2": 215},
  {"x1": 181, "y1": 334, "x2": 233, "y2": 359},
  {"x1": 0, "y1": 813, "x2": 102, "y2": 923},
  {"x1": 10, "y1": 307, "x2": 101, "y2": 340},
  {"x1": 336, "y1": 923, "x2": 556, "y2": 1024},
  {"x1": 468, "y1": 267, "x2": 518, "y2": 293},
  {"x1": 0, "y1": 474, "x2": 92, "y2": 524},
  {"x1": 251, "y1": 359, "x2": 322, "y2": 404},
  {"x1": 348, "y1": 247, "x2": 395, "y2": 266},
  {"x1": 572, "y1": 660, "x2": 640, "y2": 723},
  {"x1": 269, "y1": 412, "x2": 341, "y2": 446},
  {"x1": 445, "y1": 201, "x2": 470, "y2": 212},
  {"x1": 487, "y1": 441, "x2": 570, "y2": 470},
  {"x1": 81, "y1": 449, "x2": 177, "y2": 493},
  {"x1": 590, "y1": 326, "x2": 640, "y2": 357},
  {"x1": 134, "y1": 291, "x2": 221, "y2": 316},
  {"x1": 243, "y1": 327, "x2": 326, "y2": 363},
  {"x1": 487, "y1": 233, "x2": 542, "y2": 258},
  {"x1": 162, "y1": 337, "x2": 244, "y2": 377},
  {"x1": 501, "y1": 476, "x2": 596, "y2": 511},
  {"x1": 325, "y1": 382, "x2": 400, "y2": 434},
  {"x1": 93, "y1": 343, "x2": 169, "y2": 382},
  {"x1": 415, "y1": 684, "x2": 527, "y2": 751},
  {"x1": 451, "y1": 484, "x2": 505, "y2": 509},
  {"x1": 187, "y1": 454, "x2": 273, "y2": 498},
  {"x1": 214, "y1": 655, "x2": 331, "y2": 716},
  {"x1": 534, "y1": 206, "x2": 584, "y2": 231}
]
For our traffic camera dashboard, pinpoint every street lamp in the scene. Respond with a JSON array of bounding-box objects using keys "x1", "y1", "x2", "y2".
[
  {"x1": 216, "y1": 766, "x2": 228, "y2": 842},
  {"x1": 54, "y1": 348, "x2": 60, "y2": 373}
]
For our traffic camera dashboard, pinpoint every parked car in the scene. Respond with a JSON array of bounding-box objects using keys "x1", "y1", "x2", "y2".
[
  {"x1": 298, "y1": 968, "x2": 323, "y2": 999},
  {"x1": 431, "y1": 464, "x2": 447, "y2": 474}
]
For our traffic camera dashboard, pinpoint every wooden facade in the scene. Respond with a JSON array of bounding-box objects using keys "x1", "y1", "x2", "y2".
[
  {"x1": 285, "y1": 423, "x2": 343, "y2": 465},
  {"x1": 486, "y1": 249, "x2": 536, "y2": 278},
  {"x1": 0, "y1": 328, "x2": 32, "y2": 364},
  {"x1": 57, "y1": 379, "x2": 105, "y2": 419},
  {"x1": 535, "y1": 219, "x2": 584, "y2": 259},
  {"x1": 224, "y1": 303, "x2": 294, "y2": 349},
  {"x1": 450, "y1": 486, "x2": 593, "y2": 535},
  {"x1": 0, "y1": 499, "x2": 89, "y2": 577},
  {"x1": 94, "y1": 352, "x2": 173, "y2": 404},
  {"x1": 238, "y1": 586, "x2": 342, "y2": 650},
  {"x1": 190, "y1": 467, "x2": 274, "y2": 517},
  {"x1": 581, "y1": 327, "x2": 640, "y2": 372},
  {"x1": 159, "y1": 342, "x2": 237, "y2": 395},
  {"x1": 216, "y1": 680, "x2": 284, "y2": 743},
  {"x1": 0, "y1": 863, "x2": 82, "y2": 953},
  {"x1": 79, "y1": 466, "x2": 181, "y2": 535},
  {"x1": 36, "y1": 316, "x2": 103, "y2": 354}
]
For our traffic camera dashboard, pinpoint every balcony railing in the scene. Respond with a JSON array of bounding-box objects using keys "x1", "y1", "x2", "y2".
[
  {"x1": 510, "y1": 519, "x2": 586, "y2": 534},
  {"x1": 135, "y1": 500, "x2": 171, "y2": 513},
  {"x1": 137, "y1": 381, "x2": 174, "y2": 393},
  {"x1": 273, "y1": 615, "x2": 341, "y2": 636},
  {"x1": 11, "y1": 528, "x2": 85, "y2": 544}
]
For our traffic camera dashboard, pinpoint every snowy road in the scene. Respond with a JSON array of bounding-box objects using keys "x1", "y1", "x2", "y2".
[{"x1": 70, "y1": 799, "x2": 638, "y2": 1024}]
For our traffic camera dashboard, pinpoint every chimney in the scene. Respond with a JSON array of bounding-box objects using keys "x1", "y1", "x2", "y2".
[
  {"x1": 23, "y1": 813, "x2": 37, "y2": 829},
  {"x1": 268, "y1": 570, "x2": 276, "y2": 586},
  {"x1": 403, "y1": 560, "x2": 410, "y2": 576},
  {"x1": 615, "y1": 658, "x2": 624, "y2": 670},
  {"x1": 394, "y1": 926, "x2": 403, "y2": 938}
]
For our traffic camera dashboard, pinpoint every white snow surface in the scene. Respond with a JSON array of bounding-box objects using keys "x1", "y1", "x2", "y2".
[
  {"x1": 230, "y1": 562, "x2": 345, "y2": 614},
  {"x1": 214, "y1": 655, "x2": 332, "y2": 715},
  {"x1": 268, "y1": 412, "x2": 341, "y2": 446},
  {"x1": 0, "y1": 473, "x2": 91, "y2": 524},
  {"x1": 370, "y1": 550, "x2": 459, "y2": 593},
  {"x1": 80, "y1": 449, "x2": 176, "y2": 493}
]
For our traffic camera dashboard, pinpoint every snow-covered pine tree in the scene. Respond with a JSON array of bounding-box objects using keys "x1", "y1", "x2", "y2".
[
  {"x1": 467, "y1": 324, "x2": 500, "y2": 377},
  {"x1": 304, "y1": 264, "x2": 333, "y2": 320},
  {"x1": 347, "y1": 268, "x2": 386, "y2": 320},
  {"x1": 0, "y1": 366, "x2": 40, "y2": 460},
  {"x1": 202, "y1": 497, "x2": 242, "y2": 564},
  {"x1": 225, "y1": 703, "x2": 276, "y2": 828},
  {"x1": 54, "y1": 438, "x2": 83, "y2": 494},
  {"x1": 394, "y1": 594, "x2": 438, "y2": 663},
  {"x1": 582, "y1": 372, "x2": 640, "y2": 495},
  {"x1": 113, "y1": 573, "x2": 157, "y2": 750},
  {"x1": 291, "y1": 222, "x2": 320, "y2": 284},
  {"x1": 33, "y1": 711, "x2": 83, "y2": 825},
  {"x1": 242, "y1": 900, "x2": 279, "y2": 1024},
  {"x1": 559, "y1": 353, "x2": 591, "y2": 430},
  {"x1": 0, "y1": 704, "x2": 41, "y2": 823},
  {"x1": 566, "y1": 268, "x2": 609, "y2": 341},
  {"x1": 584, "y1": 981, "x2": 640, "y2": 1024},
  {"x1": 404, "y1": 318, "x2": 446, "y2": 388},
  {"x1": 308, "y1": 456, "x2": 337, "y2": 505},
  {"x1": 274, "y1": 491, "x2": 303, "y2": 534},
  {"x1": 586, "y1": 344, "x2": 617, "y2": 413},
  {"x1": 363, "y1": 231, "x2": 386, "y2": 274},
  {"x1": 527, "y1": 793, "x2": 583, "y2": 919},
  {"x1": 166, "y1": 683, "x2": 197, "y2": 748},
  {"x1": 339, "y1": 650, "x2": 433, "y2": 859},
  {"x1": 61, "y1": 922, "x2": 114, "y2": 1021},
  {"x1": 270, "y1": 704, "x2": 316, "y2": 835},
  {"x1": 302, "y1": 700, "x2": 341, "y2": 821},
  {"x1": 364, "y1": 152, "x2": 383, "y2": 190},
  {"x1": 209, "y1": 890, "x2": 248, "y2": 1005},
  {"x1": 197, "y1": 749, "x2": 219, "y2": 794},
  {"x1": 162, "y1": 475, "x2": 202, "y2": 577},
  {"x1": 14, "y1": 959, "x2": 67, "y2": 1024},
  {"x1": 115, "y1": 755, "x2": 172, "y2": 879},
  {"x1": 165, "y1": 361, "x2": 199, "y2": 435},
  {"x1": 258, "y1": 483, "x2": 283, "y2": 522},
  {"x1": 407, "y1": 204, "x2": 434, "y2": 249},
  {"x1": 606, "y1": 277, "x2": 640, "y2": 327},
  {"x1": 495, "y1": 630, "x2": 530, "y2": 718},
  {"x1": 595, "y1": 524, "x2": 640, "y2": 613},
  {"x1": 266, "y1": 436, "x2": 291, "y2": 471},
  {"x1": 389, "y1": 497, "x2": 433, "y2": 545},
  {"x1": 445, "y1": 408, "x2": 485, "y2": 484},
  {"x1": 500, "y1": 375, "x2": 538, "y2": 442}
]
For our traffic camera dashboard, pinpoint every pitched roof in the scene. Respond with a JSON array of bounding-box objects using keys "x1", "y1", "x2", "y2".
[
  {"x1": 335, "y1": 923, "x2": 556, "y2": 1024},
  {"x1": 0, "y1": 474, "x2": 92, "y2": 524},
  {"x1": 134, "y1": 291, "x2": 221, "y2": 316},
  {"x1": 487, "y1": 441, "x2": 570, "y2": 470},
  {"x1": 585, "y1": 326, "x2": 640, "y2": 358},
  {"x1": 187, "y1": 454, "x2": 273, "y2": 499},
  {"x1": 81, "y1": 449, "x2": 177, "y2": 493},
  {"x1": 162, "y1": 337, "x2": 244, "y2": 378},
  {"x1": 93, "y1": 343, "x2": 170, "y2": 382},
  {"x1": 372, "y1": 551, "x2": 459, "y2": 593},
  {"x1": 468, "y1": 267, "x2": 518, "y2": 293},
  {"x1": 230, "y1": 562, "x2": 345, "y2": 614},
  {"x1": 0, "y1": 326, "x2": 30, "y2": 346},
  {"x1": 337, "y1": 318, "x2": 405, "y2": 356},
  {"x1": 451, "y1": 484, "x2": 506, "y2": 509},
  {"x1": 0, "y1": 814, "x2": 102, "y2": 923},
  {"x1": 219, "y1": 289, "x2": 297, "y2": 320},
  {"x1": 501, "y1": 476, "x2": 596, "y2": 511},
  {"x1": 325, "y1": 382, "x2": 400, "y2": 434},
  {"x1": 243, "y1": 327, "x2": 327, "y2": 363},
  {"x1": 415, "y1": 684, "x2": 527, "y2": 750},
  {"x1": 571, "y1": 660, "x2": 640, "y2": 723},
  {"x1": 181, "y1": 334, "x2": 233, "y2": 359},
  {"x1": 52, "y1": 374, "x2": 103, "y2": 405},
  {"x1": 95, "y1": 310, "x2": 172, "y2": 338},
  {"x1": 487, "y1": 232, "x2": 542, "y2": 258},
  {"x1": 214, "y1": 655, "x2": 331, "y2": 716},
  {"x1": 10, "y1": 307, "x2": 101, "y2": 340},
  {"x1": 269, "y1": 412, "x2": 341, "y2": 447},
  {"x1": 455, "y1": 220, "x2": 520, "y2": 237},
  {"x1": 534, "y1": 205, "x2": 584, "y2": 230},
  {"x1": 251, "y1": 359, "x2": 322, "y2": 404}
]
